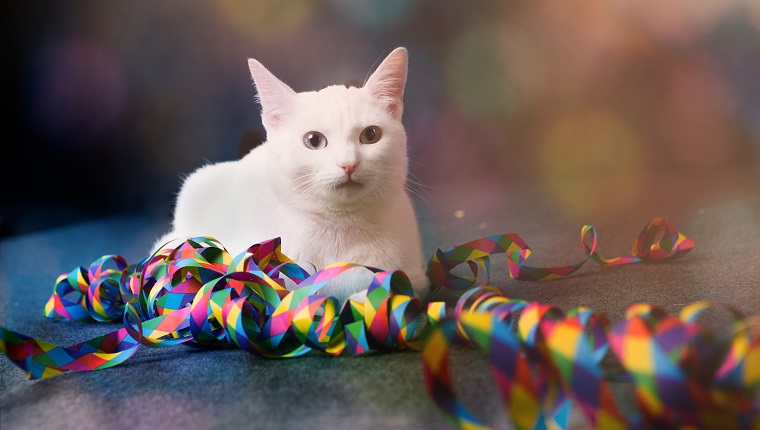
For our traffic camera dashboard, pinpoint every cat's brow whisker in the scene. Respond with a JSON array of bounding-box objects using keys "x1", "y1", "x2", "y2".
[{"x1": 363, "y1": 52, "x2": 387, "y2": 86}]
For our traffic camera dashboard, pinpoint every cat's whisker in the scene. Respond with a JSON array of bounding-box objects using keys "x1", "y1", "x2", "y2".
[
  {"x1": 373, "y1": 169, "x2": 434, "y2": 206},
  {"x1": 294, "y1": 184, "x2": 320, "y2": 198},
  {"x1": 372, "y1": 167, "x2": 436, "y2": 203},
  {"x1": 407, "y1": 157, "x2": 429, "y2": 167},
  {"x1": 403, "y1": 160, "x2": 439, "y2": 200},
  {"x1": 290, "y1": 180, "x2": 313, "y2": 193},
  {"x1": 405, "y1": 184, "x2": 432, "y2": 207},
  {"x1": 406, "y1": 178, "x2": 436, "y2": 196},
  {"x1": 407, "y1": 184, "x2": 435, "y2": 205},
  {"x1": 406, "y1": 171, "x2": 438, "y2": 189},
  {"x1": 303, "y1": 178, "x2": 328, "y2": 196},
  {"x1": 407, "y1": 174, "x2": 439, "y2": 190},
  {"x1": 290, "y1": 176, "x2": 323, "y2": 195},
  {"x1": 289, "y1": 178, "x2": 322, "y2": 195},
  {"x1": 291, "y1": 172, "x2": 319, "y2": 182},
  {"x1": 406, "y1": 175, "x2": 437, "y2": 205}
]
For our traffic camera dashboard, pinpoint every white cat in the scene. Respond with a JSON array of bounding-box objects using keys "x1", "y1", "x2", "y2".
[{"x1": 153, "y1": 48, "x2": 429, "y2": 303}]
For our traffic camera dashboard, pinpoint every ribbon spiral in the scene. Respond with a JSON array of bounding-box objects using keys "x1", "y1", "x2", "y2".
[{"x1": 1, "y1": 217, "x2": 758, "y2": 429}]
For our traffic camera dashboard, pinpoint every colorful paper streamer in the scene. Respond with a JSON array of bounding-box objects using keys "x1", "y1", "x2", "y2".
[{"x1": 1, "y1": 217, "x2": 758, "y2": 429}]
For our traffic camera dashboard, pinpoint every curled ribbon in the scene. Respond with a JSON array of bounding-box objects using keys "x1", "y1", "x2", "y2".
[
  {"x1": 1, "y1": 217, "x2": 757, "y2": 429},
  {"x1": 428, "y1": 216, "x2": 695, "y2": 289},
  {"x1": 423, "y1": 290, "x2": 759, "y2": 429}
]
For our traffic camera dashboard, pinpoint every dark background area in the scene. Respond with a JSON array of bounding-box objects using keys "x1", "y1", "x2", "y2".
[
  {"x1": 2, "y1": 1, "x2": 759, "y2": 239},
  {"x1": 2, "y1": 4, "x2": 760, "y2": 428}
]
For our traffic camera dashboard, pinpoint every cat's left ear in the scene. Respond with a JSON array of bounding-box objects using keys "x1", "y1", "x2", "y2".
[
  {"x1": 364, "y1": 47, "x2": 408, "y2": 120},
  {"x1": 248, "y1": 58, "x2": 296, "y2": 130}
]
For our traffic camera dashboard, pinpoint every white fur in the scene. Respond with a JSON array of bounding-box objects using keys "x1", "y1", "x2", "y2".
[{"x1": 153, "y1": 48, "x2": 428, "y2": 303}]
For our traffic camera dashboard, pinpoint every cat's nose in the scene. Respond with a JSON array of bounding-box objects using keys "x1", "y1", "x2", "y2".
[{"x1": 339, "y1": 162, "x2": 358, "y2": 178}]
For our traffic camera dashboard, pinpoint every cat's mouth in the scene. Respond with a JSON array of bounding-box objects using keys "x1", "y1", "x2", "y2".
[{"x1": 334, "y1": 178, "x2": 364, "y2": 190}]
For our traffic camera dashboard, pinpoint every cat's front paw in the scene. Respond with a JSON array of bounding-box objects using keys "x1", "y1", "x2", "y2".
[
  {"x1": 311, "y1": 265, "x2": 429, "y2": 304},
  {"x1": 315, "y1": 268, "x2": 375, "y2": 305},
  {"x1": 348, "y1": 289, "x2": 369, "y2": 303},
  {"x1": 405, "y1": 268, "x2": 431, "y2": 302}
]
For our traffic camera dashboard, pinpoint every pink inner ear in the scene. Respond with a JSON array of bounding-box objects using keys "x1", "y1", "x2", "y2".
[
  {"x1": 366, "y1": 49, "x2": 408, "y2": 119},
  {"x1": 248, "y1": 59, "x2": 295, "y2": 129},
  {"x1": 256, "y1": 90, "x2": 289, "y2": 127}
]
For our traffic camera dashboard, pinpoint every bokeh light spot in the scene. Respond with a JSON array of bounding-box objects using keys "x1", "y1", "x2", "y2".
[
  {"x1": 616, "y1": 0, "x2": 738, "y2": 44},
  {"x1": 215, "y1": 0, "x2": 313, "y2": 38},
  {"x1": 446, "y1": 27, "x2": 521, "y2": 119},
  {"x1": 539, "y1": 111, "x2": 643, "y2": 218},
  {"x1": 750, "y1": 0, "x2": 760, "y2": 32},
  {"x1": 328, "y1": 0, "x2": 412, "y2": 30},
  {"x1": 656, "y1": 59, "x2": 738, "y2": 169}
]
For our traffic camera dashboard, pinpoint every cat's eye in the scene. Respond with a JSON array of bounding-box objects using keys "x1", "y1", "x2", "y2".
[
  {"x1": 359, "y1": 126, "x2": 382, "y2": 144},
  {"x1": 303, "y1": 131, "x2": 327, "y2": 150}
]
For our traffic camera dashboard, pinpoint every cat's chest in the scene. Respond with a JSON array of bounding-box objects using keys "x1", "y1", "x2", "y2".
[{"x1": 278, "y1": 216, "x2": 393, "y2": 267}]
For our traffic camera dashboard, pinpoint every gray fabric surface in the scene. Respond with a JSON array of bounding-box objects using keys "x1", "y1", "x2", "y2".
[{"x1": 2, "y1": 190, "x2": 759, "y2": 429}]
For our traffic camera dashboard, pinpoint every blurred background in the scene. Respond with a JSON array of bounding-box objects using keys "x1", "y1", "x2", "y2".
[{"x1": 2, "y1": 0, "x2": 759, "y2": 240}]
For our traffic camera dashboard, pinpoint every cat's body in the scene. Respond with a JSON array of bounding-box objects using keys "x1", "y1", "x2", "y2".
[{"x1": 153, "y1": 48, "x2": 428, "y2": 302}]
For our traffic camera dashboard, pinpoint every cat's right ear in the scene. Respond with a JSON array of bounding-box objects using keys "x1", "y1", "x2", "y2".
[
  {"x1": 247, "y1": 59, "x2": 296, "y2": 130},
  {"x1": 364, "y1": 47, "x2": 408, "y2": 120}
]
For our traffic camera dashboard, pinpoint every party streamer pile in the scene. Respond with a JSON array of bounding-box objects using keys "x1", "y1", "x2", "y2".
[{"x1": 1, "y1": 217, "x2": 758, "y2": 429}]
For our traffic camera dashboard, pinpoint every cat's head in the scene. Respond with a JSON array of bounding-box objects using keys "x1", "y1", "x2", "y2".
[{"x1": 247, "y1": 48, "x2": 409, "y2": 212}]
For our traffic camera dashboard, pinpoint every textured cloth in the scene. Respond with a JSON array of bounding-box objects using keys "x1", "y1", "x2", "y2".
[{"x1": 2, "y1": 192, "x2": 759, "y2": 429}]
